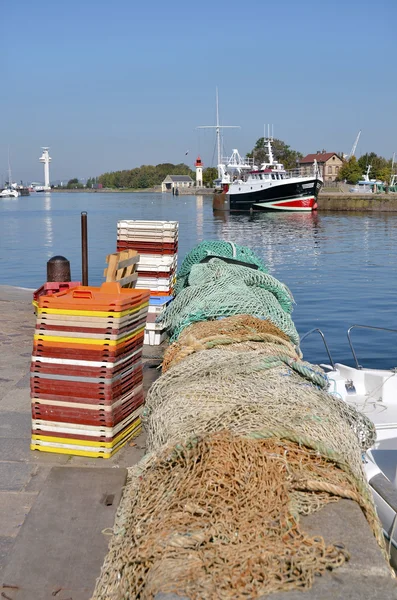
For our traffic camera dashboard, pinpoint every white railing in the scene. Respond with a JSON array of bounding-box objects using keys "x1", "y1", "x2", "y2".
[{"x1": 285, "y1": 166, "x2": 323, "y2": 179}]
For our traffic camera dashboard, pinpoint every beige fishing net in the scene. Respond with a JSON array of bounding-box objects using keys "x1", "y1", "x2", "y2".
[
  {"x1": 92, "y1": 430, "x2": 382, "y2": 600},
  {"x1": 92, "y1": 288, "x2": 388, "y2": 598},
  {"x1": 145, "y1": 346, "x2": 375, "y2": 475},
  {"x1": 162, "y1": 315, "x2": 298, "y2": 373}
]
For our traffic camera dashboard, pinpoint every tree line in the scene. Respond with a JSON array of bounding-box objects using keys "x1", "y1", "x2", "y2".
[
  {"x1": 337, "y1": 154, "x2": 393, "y2": 184},
  {"x1": 92, "y1": 141, "x2": 394, "y2": 189},
  {"x1": 98, "y1": 163, "x2": 194, "y2": 189}
]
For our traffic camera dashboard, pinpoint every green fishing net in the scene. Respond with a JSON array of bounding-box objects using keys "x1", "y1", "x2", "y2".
[
  {"x1": 174, "y1": 240, "x2": 268, "y2": 295},
  {"x1": 158, "y1": 258, "x2": 299, "y2": 344}
]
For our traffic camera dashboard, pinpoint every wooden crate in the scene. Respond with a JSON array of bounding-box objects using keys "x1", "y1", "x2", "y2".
[{"x1": 104, "y1": 250, "x2": 139, "y2": 288}]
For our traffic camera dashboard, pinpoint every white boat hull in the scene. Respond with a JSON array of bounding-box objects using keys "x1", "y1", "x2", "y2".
[{"x1": 0, "y1": 190, "x2": 19, "y2": 198}]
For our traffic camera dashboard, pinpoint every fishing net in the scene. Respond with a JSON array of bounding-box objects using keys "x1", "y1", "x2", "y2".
[
  {"x1": 162, "y1": 315, "x2": 299, "y2": 372},
  {"x1": 173, "y1": 240, "x2": 268, "y2": 295},
  {"x1": 92, "y1": 240, "x2": 388, "y2": 599},
  {"x1": 92, "y1": 430, "x2": 382, "y2": 600},
  {"x1": 144, "y1": 347, "x2": 376, "y2": 478},
  {"x1": 158, "y1": 258, "x2": 299, "y2": 344}
]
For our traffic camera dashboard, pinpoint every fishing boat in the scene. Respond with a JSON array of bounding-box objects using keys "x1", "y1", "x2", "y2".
[
  {"x1": 302, "y1": 325, "x2": 397, "y2": 566},
  {"x1": 214, "y1": 137, "x2": 323, "y2": 212}
]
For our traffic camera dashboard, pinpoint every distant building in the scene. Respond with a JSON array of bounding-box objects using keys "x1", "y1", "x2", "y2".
[
  {"x1": 161, "y1": 175, "x2": 194, "y2": 192},
  {"x1": 299, "y1": 152, "x2": 343, "y2": 182}
]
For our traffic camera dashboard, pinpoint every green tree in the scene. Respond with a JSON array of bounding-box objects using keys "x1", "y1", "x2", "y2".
[
  {"x1": 66, "y1": 178, "x2": 84, "y2": 189},
  {"x1": 357, "y1": 153, "x2": 391, "y2": 183},
  {"x1": 247, "y1": 138, "x2": 303, "y2": 170},
  {"x1": 98, "y1": 163, "x2": 195, "y2": 189},
  {"x1": 202, "y1": 167, "x2": 218, "y2": 187},
  {"x1": 337, "y1": 157, "x2": 362, "y2": 184}
]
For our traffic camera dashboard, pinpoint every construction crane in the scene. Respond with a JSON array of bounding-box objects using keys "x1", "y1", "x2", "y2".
[{"x1": 348, "y1": 130, "x2": 361, "y2": 159}]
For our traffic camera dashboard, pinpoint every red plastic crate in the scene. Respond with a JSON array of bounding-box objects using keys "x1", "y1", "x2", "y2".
[
  {"x1": 31, "y1": 392, "x2": 144, "y2": 427},
  {"x1": 33, "y1": 282, "x2": 81, "y2": 302},
  {"x1": 31, "y1": 382, "x2": 144, "y2": 407}
]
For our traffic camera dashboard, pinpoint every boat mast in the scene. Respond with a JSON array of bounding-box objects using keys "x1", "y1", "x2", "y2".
[
  {"x1": 7, "y1": 148, "x2": 12, "y2": 187},
  {"x1": 197, "y1": 88, "x2": 240, "y2": 178}
]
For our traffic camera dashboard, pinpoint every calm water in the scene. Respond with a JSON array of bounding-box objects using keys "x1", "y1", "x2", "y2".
[{"x1": 1, "y1": 191, "x2": 397, "y2": 369}]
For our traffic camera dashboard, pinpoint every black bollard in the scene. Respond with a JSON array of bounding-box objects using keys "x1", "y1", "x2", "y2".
[
  {"x1": 81, "y1": 211, "x2": 88, "y2": 286},
  {"x1": 47, "y1": 256, "x2": 71, "y2": 282}
]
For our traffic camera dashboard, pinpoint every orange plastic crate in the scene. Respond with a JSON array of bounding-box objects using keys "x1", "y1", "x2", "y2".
[{"x1": 38, "y1": 282, "x2": 150, "y2": 312}]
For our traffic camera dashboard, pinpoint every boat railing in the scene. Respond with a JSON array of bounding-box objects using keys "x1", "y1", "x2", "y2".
[
  {"x1": 347, "y1": 325, "x2": 397, "y2": 370},
  {"x1": 221, "y1": 155, "x2": 255, "y2": 169},
  {"x1": 300, "y1": 328, "x2": 336, "y2": 370},
  {"x1": 285, "y1": 166, "x2": 323, "y2": 179}
]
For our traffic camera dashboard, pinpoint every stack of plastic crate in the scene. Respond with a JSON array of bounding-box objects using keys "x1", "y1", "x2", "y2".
[
  {"x1": 145, "y1": 296, "x2": 173, "y2": 345},
  {"x1": 117, "y1": 220, "x2": 178, "y2": 344},
  {"x1": 30, "y1": 282, "x2": 150, "y2": 458}
]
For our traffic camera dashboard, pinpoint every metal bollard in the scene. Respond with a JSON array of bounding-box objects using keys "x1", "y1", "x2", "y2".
[
  {"x1": 81, "y1": 211, "x2": 88, "y2": 286},
  {"x1": 47, "y1": 256, "x2": 71, "y2": 282}
]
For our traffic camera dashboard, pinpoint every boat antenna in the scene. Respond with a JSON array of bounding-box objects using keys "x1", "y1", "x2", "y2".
[{"x1": 197, "y1": 87, "x2": 240, "y2": 178}]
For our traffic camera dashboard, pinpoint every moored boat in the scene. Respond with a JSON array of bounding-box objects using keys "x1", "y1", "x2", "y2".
[
  {"x1": 215, "y1": 138, "x2": 323, "y2": 212},
  {"x1": 302, "y1": 324, "x2": 397, "y2": 567},
  {"x1": 0, "y1": 186, "x2": 19, "y2": 198}
]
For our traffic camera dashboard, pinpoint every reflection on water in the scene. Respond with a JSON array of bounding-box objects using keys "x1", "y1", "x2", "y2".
[
  {"x1": 196, "y1": 195, "x2": 204, "y2": 241},
  {"x1": 1, "y1": 192, "x2": 397, "y2": 368},
  {"x1": 43, "y1": 195, "x2": 53, "y2": 254}
]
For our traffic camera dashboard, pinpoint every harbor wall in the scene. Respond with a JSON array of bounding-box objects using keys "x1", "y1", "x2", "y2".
[{"x1": 318, "y1": 193, "x2": 397, "y2": 212}]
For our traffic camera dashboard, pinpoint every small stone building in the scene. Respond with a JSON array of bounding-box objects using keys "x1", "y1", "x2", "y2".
[
  {"x1": 299, "y1": 152, "x2": 343, "y2": 182},
  {"x1": 161, "y1": 175, "x2": 194, "y2": 192}
]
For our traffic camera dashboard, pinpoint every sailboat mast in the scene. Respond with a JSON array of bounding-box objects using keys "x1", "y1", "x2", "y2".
[
  {"x1": 7, "y1": 148, "x2": 12, "y2": 186},
  {"x1": 196, "y1": 88, "x2": 240, "y2": 179},
  {"x1": 216, "y1": 87, "x2": 221, "y2": 170}
]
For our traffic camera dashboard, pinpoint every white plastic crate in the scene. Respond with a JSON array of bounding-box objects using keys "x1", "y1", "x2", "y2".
[
  {"x1": 136, "y1": 284, "x2": 173, "y2": 292},
  {"x1": 144, "y1": 328, "x2": 167, "y2": 346},
  {"x1": 117, "y1": 220, "x2": 179, "y2": 231},
  {"x1": 137, "y1": 255, "x2": 177, "y2": 266}
]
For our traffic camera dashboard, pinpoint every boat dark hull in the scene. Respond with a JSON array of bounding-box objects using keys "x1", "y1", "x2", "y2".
[{"x1": 219, "y1": 179, "x2": 322, "y2": 212}]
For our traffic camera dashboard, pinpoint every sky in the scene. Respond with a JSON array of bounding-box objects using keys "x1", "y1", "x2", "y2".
[{"x1": 2, "y1": 0, "x2": 396, "y2": 184}]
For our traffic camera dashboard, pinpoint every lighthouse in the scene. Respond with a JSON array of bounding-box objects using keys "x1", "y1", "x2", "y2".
[
  {"x1": 195, "y1": 156, "x2": 203, "y2": 188},
  {"x1": 39, "y1": 147, "x2": 52, "y2": 190}
]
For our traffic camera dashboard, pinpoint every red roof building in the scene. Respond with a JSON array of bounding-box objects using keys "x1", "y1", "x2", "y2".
[{"x1": 299, "y1": 152, "x2": 344, "y2": 182}]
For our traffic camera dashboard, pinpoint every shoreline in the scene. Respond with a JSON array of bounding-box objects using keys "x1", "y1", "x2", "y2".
[
  {"x1": 48, "y1": 187, "x2": 214, "y2": 195},
  {"x1": 45, "y1": 188, "x2": 397, "y2": 210}
]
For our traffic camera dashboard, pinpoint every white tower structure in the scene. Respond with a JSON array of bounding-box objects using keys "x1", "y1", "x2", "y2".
[
  {"x1": 39, "y1": 147, "x2": 52, "y2": 190},
  {"x1": 195, "y1": 156, "x2": 203, "y2": 187}
]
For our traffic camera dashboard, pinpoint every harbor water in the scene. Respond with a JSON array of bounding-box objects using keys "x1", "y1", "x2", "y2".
[{"x1": 1, "y1": 191, "x2": 397, "y2": 369}]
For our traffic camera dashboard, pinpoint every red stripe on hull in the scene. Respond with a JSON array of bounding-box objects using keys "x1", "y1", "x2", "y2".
[{"x1": 272, "y1": 197, "x2": 316, "y2": 209}]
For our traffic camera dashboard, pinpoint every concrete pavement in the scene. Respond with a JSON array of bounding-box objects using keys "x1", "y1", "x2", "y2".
[{"x1": 0, "y1": 285, "x2": 161, "y2": 583}]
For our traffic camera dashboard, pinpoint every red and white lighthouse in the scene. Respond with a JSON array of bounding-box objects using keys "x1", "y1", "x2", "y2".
[{"x1": 195, "y1": 156, "x2": 203, "y2": 188}]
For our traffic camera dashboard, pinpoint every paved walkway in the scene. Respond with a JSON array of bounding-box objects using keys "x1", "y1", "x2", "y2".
[
  {"x1": 1, "y1": 286, "x2": 396, "y2": 599},
  {"x1": 0, "y1": 285, "x2": 161, "y2": 581}
]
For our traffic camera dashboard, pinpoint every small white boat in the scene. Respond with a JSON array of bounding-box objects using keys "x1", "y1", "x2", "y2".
[
  {"x1": 0, "y1": 187, "x2": 19, "y2": 198},
  {"x1": 1, "y1": 154, "x2": 20, "y2": 198},
  {"x1": 350, "y1": 165, "x2": 384, "y2": 193},
  {"x1": 302, "y1": 325, "x2": 397, "y2": 566}
]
